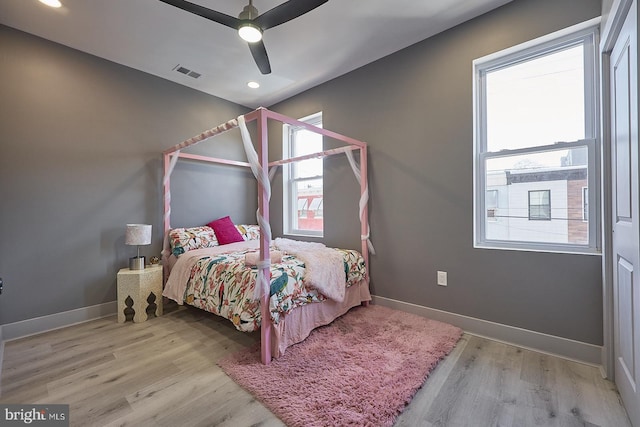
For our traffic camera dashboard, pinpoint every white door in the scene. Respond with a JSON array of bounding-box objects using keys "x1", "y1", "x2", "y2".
[{"x1": 611, "y1": 1, "x2": 640, "y2": 425}]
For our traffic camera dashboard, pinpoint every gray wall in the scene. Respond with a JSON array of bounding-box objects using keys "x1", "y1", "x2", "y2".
[
  {"x1": 0, "y1": 25, "x2": 253, "y2": 325},
  {"x1": 270, "y1": 0, "x2": 604, "y2": 345}
]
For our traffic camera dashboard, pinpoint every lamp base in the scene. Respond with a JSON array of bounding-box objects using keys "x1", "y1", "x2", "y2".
[{"x1": 129, "y1": 256, "x2": 146, "y2": 270}]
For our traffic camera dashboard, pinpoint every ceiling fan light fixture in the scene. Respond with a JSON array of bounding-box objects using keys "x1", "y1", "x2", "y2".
[
  {"x1": 238, "y1": 22, "x2": 262, "y2": 43},
  {"x1": 38, "y1": 0, "x2": 62, "y2": 7}
]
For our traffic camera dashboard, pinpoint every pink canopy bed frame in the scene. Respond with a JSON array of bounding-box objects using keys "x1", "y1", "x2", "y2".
[{"x1": 162, "y1": 107, "x2": 371, "y2": 364}]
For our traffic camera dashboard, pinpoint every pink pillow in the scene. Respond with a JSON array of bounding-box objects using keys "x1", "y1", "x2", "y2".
[{"x1": 207, "y1": 216, "x2": 244, "y2": 245}]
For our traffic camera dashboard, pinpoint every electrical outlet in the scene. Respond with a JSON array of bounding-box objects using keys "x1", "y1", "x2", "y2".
[{"x1": 437, "y1": 271, "x2": 447, "y2": 286}]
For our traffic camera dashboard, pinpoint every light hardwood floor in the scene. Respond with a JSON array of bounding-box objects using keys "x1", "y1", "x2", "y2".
[{"x1": 0, "y1": 304, "x2": 631, "y2": 427}]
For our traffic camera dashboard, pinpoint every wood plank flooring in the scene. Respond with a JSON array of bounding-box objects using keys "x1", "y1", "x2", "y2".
[{"x1": 0, "y1": 304, "x2": 631, "y2": 427}]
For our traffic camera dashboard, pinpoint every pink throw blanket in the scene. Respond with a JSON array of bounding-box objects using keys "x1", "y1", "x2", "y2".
[{"x1": 275, "y1": 238, "x2": 346, "y2": 302}]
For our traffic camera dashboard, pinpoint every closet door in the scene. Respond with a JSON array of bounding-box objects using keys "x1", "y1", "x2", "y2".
[{"x1": 611, "y1": 1, "x2": 640, "y2": 424}]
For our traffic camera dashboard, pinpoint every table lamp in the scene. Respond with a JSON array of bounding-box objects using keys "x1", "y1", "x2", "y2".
[{"x1": 125, "y1": 224, "x2": 152, "y2": 270}]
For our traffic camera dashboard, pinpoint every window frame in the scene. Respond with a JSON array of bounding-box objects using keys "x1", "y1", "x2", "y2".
[
  {"x1": 473, "y1": 20, "x2": 601, "y2": 254},
  {"x1": 283, "y1": 112, "x2": 323, "y2": 237}
]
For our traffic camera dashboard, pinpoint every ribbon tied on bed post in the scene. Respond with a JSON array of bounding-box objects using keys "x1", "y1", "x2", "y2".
[
  {"x1": 345, "y1": 150, "x2": 375, "y2": 256},
  {"x1": 161, "y1": 150, "x2": 182, "y2": 282},
  {"x1": 238, "y1": 113, "x2": 275, "y2": 366},
  {"x1": 237, "y1": 115, "x2": 273, "y2": 303},
  {"x1": 162, "y1": 151, "x2": 181, "y2": 234}
]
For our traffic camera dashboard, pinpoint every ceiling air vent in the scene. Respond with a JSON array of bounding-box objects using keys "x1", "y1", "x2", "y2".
[{"x1": 173, "y1": 64, "x2": 202, "y2": 79}]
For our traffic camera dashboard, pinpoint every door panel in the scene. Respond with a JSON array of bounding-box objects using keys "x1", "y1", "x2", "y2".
[
  {"x1": 618, "y1": 256, "x2": 635, "y2": 387},
  {"x1": 611, "y1": 1, "x2": 640, "y2": 425},
  {"x1": 615, "y1": 45, "x2": 632, "y2": 220}
]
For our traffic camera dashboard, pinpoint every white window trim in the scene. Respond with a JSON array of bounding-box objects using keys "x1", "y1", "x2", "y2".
[
  {"x1": 472, "y1": 19, "x2": 601, "y2": 255},
  {"x1": 283, "y1": 112, "x2": 323, "y2": 237}
]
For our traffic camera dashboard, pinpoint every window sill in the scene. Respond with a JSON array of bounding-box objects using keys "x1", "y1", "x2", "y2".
[
  {"x1": 284, "y1": 231, "x2": 323, "y2": 239},
  {"x1": 474, "y1": 242, "x2": 602, "y2": 256}
]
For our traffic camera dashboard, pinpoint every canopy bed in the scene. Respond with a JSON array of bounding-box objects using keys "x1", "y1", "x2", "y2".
[{"x1": 161, "y1": 107, "x2": 373, "y2": 364}]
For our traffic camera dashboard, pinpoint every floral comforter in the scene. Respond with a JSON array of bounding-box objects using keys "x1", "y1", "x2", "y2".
[{"x1": 163, "y1": 240, "x2": 366, "y2": 332}]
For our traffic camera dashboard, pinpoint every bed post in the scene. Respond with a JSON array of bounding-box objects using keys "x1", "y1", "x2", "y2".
[
  {"x1": 360, "y1": 145, "x2": 370, "y2": 284},
  {"x1": 162, "y1": 153, "x2": 172, "y2": 283},
  {"x1": 257, "y1": 108, "x2": 272, "y2": 365},
  {"x1": 163, "y1": 153, "x2": 171, "y2": 235}
]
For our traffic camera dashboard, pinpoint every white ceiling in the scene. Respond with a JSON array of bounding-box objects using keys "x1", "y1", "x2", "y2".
[{"x1": 0, "y1": 0, "x2": 512, "y2": 108}]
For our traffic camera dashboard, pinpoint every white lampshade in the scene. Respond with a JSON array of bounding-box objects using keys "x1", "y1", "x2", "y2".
[{"x1": 125, "y1": 224, "x2": 152, "y2": 246}]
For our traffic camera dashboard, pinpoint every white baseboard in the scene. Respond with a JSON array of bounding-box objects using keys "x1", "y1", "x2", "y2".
[
  {"x1": 2, "y1": 301, "x2": 117, "y2": 342},
  {"x1": 372, "y1": 295, "x2": 602, "y2": 367}
]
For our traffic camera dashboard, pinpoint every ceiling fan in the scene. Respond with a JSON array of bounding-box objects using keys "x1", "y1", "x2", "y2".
[{"x1": 158, "y1": 0, "x2": 329, "y2": 75}]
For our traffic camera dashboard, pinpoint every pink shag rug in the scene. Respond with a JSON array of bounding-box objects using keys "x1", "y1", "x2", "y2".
[{"x1": 218, "y1": 304, "x2": 462, "y2": 427}]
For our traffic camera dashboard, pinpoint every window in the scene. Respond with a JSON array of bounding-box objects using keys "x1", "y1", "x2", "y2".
[
  {"x1": 283, "y1": 112, "x2": 323, "y2": 236},
  {"x1": 473, "y1": 22, "x2": 599, "y2": 253},
  {"x1": 528, "y1": 190, "x2": 551, "y2": 220}
]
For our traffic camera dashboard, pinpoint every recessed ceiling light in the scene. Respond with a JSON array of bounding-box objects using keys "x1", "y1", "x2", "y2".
[
  {"x1": 39, "y1": 0, "x2": 62, "y2": 8},
  {"x1": 247, "y1": 81, "x2": 260, "y2": 89}
]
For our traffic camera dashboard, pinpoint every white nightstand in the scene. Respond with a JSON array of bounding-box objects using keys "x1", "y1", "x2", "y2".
[{"x1": 117, "y1": 265, "x2": 163, "y2": 323}]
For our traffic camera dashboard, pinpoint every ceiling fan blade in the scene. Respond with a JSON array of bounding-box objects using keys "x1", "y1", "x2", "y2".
[
  {"x1": 248, "y1": 40, "x2": 272, "y2": 74},
  {"x1": 158, "y1": 0, "x2": 240, "y2": 29},
  {"x1": 254, "y1": 0, "x2": 329, "y2": 30}
]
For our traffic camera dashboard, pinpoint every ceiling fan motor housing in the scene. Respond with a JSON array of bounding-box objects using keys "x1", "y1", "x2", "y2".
[{"x1": 238, "y1": 4, "x2": 259, "y2": 21}]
